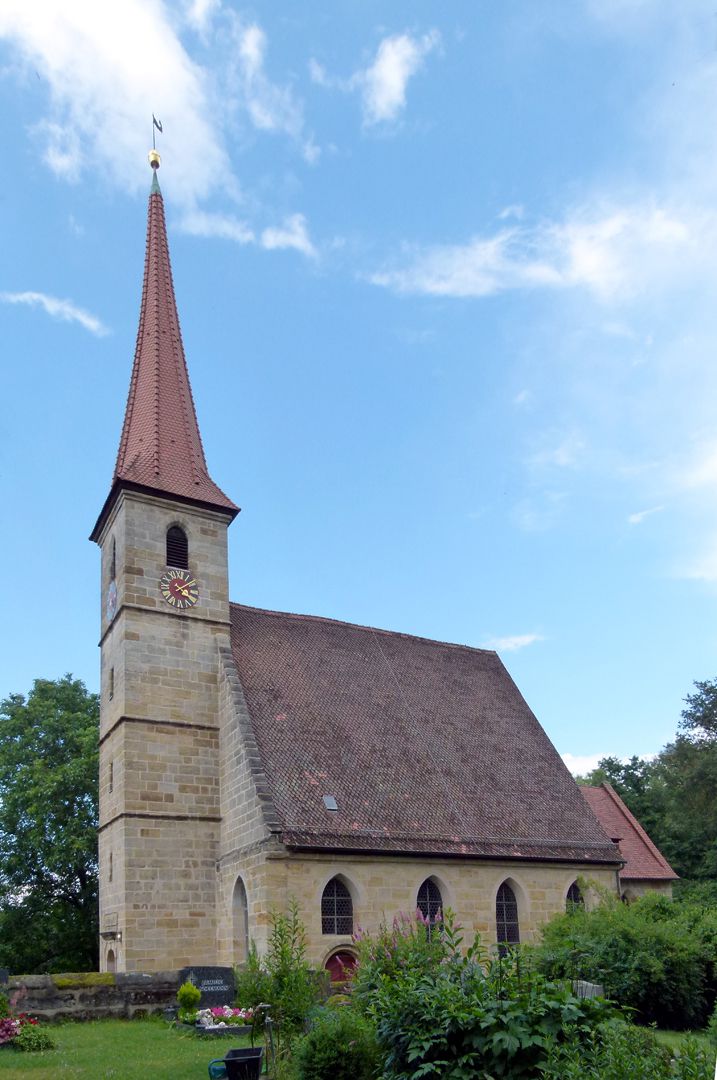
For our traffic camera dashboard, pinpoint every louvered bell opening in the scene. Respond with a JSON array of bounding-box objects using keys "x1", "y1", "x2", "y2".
[{"x1": 166, "y1": 526, "x2": 188, "y2": 569}]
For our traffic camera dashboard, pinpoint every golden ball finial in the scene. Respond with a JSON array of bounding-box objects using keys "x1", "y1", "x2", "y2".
[{"x1": 148, "y1": 149, "x2": 161, "y2": 170}]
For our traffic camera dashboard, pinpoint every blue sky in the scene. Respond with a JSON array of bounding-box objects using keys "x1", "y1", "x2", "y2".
[{"x1": 2, "y1": 1, "x2": 717, "y2": 772}]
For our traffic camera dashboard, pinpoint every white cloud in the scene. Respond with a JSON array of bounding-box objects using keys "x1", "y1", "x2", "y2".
[
  {"x1": 229, "y1": 20, "x2": 317, "y2": 162},
  {"x1": 261, "y1": 214, "x2": 317, "y2": 258},
  {"x1": 499, "y1": 204, "x2": 525, "y2": 220},
  {"x1": 0, "y1": 290, "x2": 109, "y2": 336},
  {"x1": 180, "y1": 209, "x2": 254, "y2": 244},
  {"x1": 185, "y1": 0, "x2": 219, "y2": 37},
  {"x1": 561, "y1": 752, "x2": 607, "y2": 776},
  {"x1": 529, "y1": 432, "x2": 585, "y2": 469},
  {"x1": 311, "y1": 30, "x2": 440, "y2": 127},
  {"x1": 361, "y1": 31, "x2": 440, "y2": 125},
  {"x1": 481, "y1": 633, "x2": 544, "y2": 652},
  {"x1": 627, "y1": 505, "x2": 664, "y2": 525},
  {"x1": 0, "y1": 0, "x2": 229, "y2": 208},
  {"x1": 369, "y1": 204, "x2": 712, "y2": 300}
]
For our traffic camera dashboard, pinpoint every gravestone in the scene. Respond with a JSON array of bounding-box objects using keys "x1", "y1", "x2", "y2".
[
  {"x1": 179, "y1": 966, "x2": 235, "y2": 1008},
  {"x1": 0, "y1": 969, "x2": 8, "y2": 986}
]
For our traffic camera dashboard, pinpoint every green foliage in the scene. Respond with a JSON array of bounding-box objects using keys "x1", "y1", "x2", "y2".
[
  {"x1": 707, "y1": 999, "x2": 717, "y2": 1047},
  {"x1": 351, "y1": 909, "x2": 612, "y2": 1079},
  {"x1": 350, "y1": 907, "x2": 458, "y2": 1012},
  {"x1": 264, "y1": 899, "x2": 321, "y2": 1035},
  {"x1": 234, "y1": 942, "x2": 273, "y2": 1011},
  {"x1": 0, "y1": 676, "x2": 99, "y2": 973},
  {"x1": 51, "y1": 973, "x2": 114, "y2": 989},
  {"x1": 577, "y1": 675, "x2": 717, "y2": 881},
  {"x1": 0, "y1": 993, "x2": 8, "y2": 1019},
  {"x1": 294, "y1": 1007, "x2": 381, "y2": 1080},
  {"x1": 541, "y1": 1020, "x2": 714, "y2": 1079},
  {"x1": 13, "y1": 1020, "x2": 56, "y2": 1053},
  {"x1": 535, "y1": 891, "x2": 714, "y2": 1029},
  {"x1": 176, "y1": 979, "x2": 201, "y2": 1022},
  {"x1": 234, "y1": 900, "x2": 322, "y2": 1053}
]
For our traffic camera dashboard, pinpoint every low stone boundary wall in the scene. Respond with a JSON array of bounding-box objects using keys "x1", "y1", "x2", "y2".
[{"x1": 1, "y1": 971, "x2": 181, "y2": 1021}]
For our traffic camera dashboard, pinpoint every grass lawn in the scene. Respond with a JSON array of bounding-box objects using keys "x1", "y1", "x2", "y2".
[
  {"x1": 0, "y1": 1018, "x2": 256, "y2": 1080},
  {"x1": 654, "y1": 1028, "x2": 713, "y2": 1053}
]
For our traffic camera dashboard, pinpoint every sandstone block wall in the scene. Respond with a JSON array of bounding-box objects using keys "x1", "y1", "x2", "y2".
[
  {"x1": 97, "y1": 491, "x2": 233, "y2": 972},
  {"x1": 216, "y1": 849, "x2": 619, "y2": 969}
]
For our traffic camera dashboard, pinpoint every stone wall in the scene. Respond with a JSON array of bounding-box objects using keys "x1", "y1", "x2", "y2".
[
  {"x1": 215, "y1": 847, "x2": 621, "y2": 970},
  {"x1": 1, "y1": 971, "x2": 180, "y2": 1022}
]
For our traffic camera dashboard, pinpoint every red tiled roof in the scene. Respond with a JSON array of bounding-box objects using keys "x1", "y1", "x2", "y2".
[
  {"x1": 92, "y1": 172, "x2": 237, "y2": 540},
  {"x1": 229, "y1": 603, "x2": 622, "y2": 864},
  {"x1": 580, "y1": 783, "x2": 677, "y2": 881}
]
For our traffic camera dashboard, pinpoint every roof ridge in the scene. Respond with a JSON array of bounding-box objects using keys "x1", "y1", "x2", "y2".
[{"x1": 230, "y1": 601, "x2": 498, "y2": 657}]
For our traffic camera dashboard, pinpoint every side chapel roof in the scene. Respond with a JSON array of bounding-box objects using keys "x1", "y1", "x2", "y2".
[
  {"x1": 580, "y1": 783, "x2": 678, "y2": 881},
  {"x1": 91, "y1": 160, "x2": 237, "y2": 541},
  {"x1": 229, "y1": 603, "x2": 622, "y2": 865}
]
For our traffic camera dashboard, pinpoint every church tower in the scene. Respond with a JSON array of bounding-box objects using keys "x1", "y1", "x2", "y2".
[{"x1": 91, "y1": 153, "x2": 239, "y2": 972}]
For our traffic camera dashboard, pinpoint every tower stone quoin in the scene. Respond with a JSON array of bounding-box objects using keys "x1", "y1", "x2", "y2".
[{"x1": 91, "y1": 153, "x2": 238, "y2": 972}]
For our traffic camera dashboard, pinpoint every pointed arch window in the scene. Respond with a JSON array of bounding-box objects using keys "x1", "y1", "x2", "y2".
[
  {"x1": 566, "y1": 881, "x2": 584, "y2": 911},
  {"x1": 233, "y1": 876, "x2": 250, "y2": 963},
  {"x1": 496, "y1": 882, "x2": 520, "y2": 953},
  {"x1": 321, "y1": 877, "x2": 353, "y2": 935},
  {"x1": 110, "y1": 537, "x2": 116, "y2": 580},
  {"x1": 417, "y1": 879, "x2": 443, "y2": 924},
  {"x1": 166, "y1": 526, "x2": 188, "y2": 569}
]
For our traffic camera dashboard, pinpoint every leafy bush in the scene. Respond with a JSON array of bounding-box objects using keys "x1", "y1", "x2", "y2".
[
  {"x1": 541, "y1": 1020, "x2": 714, "y2": 1079},
  {"x1": 535, "y1": 891, "x2": 713, "y2": 1029},
  {"x1": 350, "y1": 908, "x2": 454, "y2": 1012},
  {"x1": 13, "y1": 1018, "x2": 56, "y2": 1052},
  {"x1": 294, "y1": 1007, "x2": 381, "y2": 1080},
  {"x1": 177, "y1": 978, "x2": 201, "y2": 1022},
  {"x1": 234, "y1": 941, "x2": 273, "y2": 1012},
  {"x1": 0, "y1": 991, "x2": 8, "y2": 1019},
  {"x1": 707, "y1": 999, "x2": 717, "y2": 1047},
  {"x1": 234, "y1": 899, "x2": 323, "y2": 1055},
  {"x1": 264, "y1": 900, "x2": 322, "y2": 1036},
  {"x1": 351, "y1": 909, "x2": 613, "y2": 1079}
]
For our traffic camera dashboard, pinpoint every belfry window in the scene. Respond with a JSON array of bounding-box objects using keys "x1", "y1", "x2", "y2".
[
  {"x1": 417, "y1": 879, "x2": 443, "y2": 924},
  {"x1": 110, "y1": 537, "x2": 116, "y2": 580},
  {"x1": 496, "y1": 882, "x2": 520, "y2": 953},
  {"x1": 321, "y1": 877, "x2": 353, "y2": 935},
  {"x1": 166, "y1": 526, "x2": 188, "y2": 569}
]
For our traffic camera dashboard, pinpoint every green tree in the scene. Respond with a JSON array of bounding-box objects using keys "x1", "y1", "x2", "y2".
[{"x1": 0, "y1": 676, "x2": 99, "y2": 972}]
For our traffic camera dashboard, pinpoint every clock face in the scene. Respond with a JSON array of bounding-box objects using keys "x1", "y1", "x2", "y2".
[
  {"x1": 107, "y1": 579, "x2": 118, "y2": 622},
  {"x1": 159, "y1": 568, "x2": 199, "y2": 610}
]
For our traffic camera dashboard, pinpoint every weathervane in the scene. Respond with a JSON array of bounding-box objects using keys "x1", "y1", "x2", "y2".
[{"x1": 149, "y1": 114, "x2": 163, "y2": 170}]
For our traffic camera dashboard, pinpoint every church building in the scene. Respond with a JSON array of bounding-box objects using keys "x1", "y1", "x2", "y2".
[{"x1": 92, "y1": 154, "x2": 628, "y2": 975}]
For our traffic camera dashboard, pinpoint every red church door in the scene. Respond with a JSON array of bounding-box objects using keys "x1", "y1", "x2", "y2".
[{"x1": 324, "y1": 950, "x2": 357, "y2": 984}]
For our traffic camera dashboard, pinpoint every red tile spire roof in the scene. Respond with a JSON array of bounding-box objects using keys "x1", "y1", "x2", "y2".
[{"x1": 91, "y1": 157, "x2": 237, "y2": 540}]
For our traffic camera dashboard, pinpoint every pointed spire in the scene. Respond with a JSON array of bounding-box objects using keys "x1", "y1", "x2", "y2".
[{"x1": 92, "y1": 154, "x2": 238, "y2": 540}]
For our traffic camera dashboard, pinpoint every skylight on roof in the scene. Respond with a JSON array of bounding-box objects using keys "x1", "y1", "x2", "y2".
[{"x1": 323, "y1": 795, "x2": 338, "y2": 812}]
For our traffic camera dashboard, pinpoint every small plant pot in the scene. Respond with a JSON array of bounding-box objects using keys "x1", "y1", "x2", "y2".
[{"x1": 223, "y1": 1045, "x2": 264, "y2": 1080}]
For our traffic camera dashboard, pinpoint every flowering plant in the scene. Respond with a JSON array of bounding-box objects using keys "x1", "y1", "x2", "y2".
[
  {"x1": 196, "y1": 1006, "x2": 254, "y2": 1028},
  {"x1": 0, "y1": 1012, "x2": 52, "y2": 1052},
  {"x1": 0, "y1": 1017, "x2": 20, "y2": 1045}
]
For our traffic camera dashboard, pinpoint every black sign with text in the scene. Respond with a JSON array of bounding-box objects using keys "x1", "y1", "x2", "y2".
[{"x1": 179, "y1": 966, "x2": 235, "y2": 1008}]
